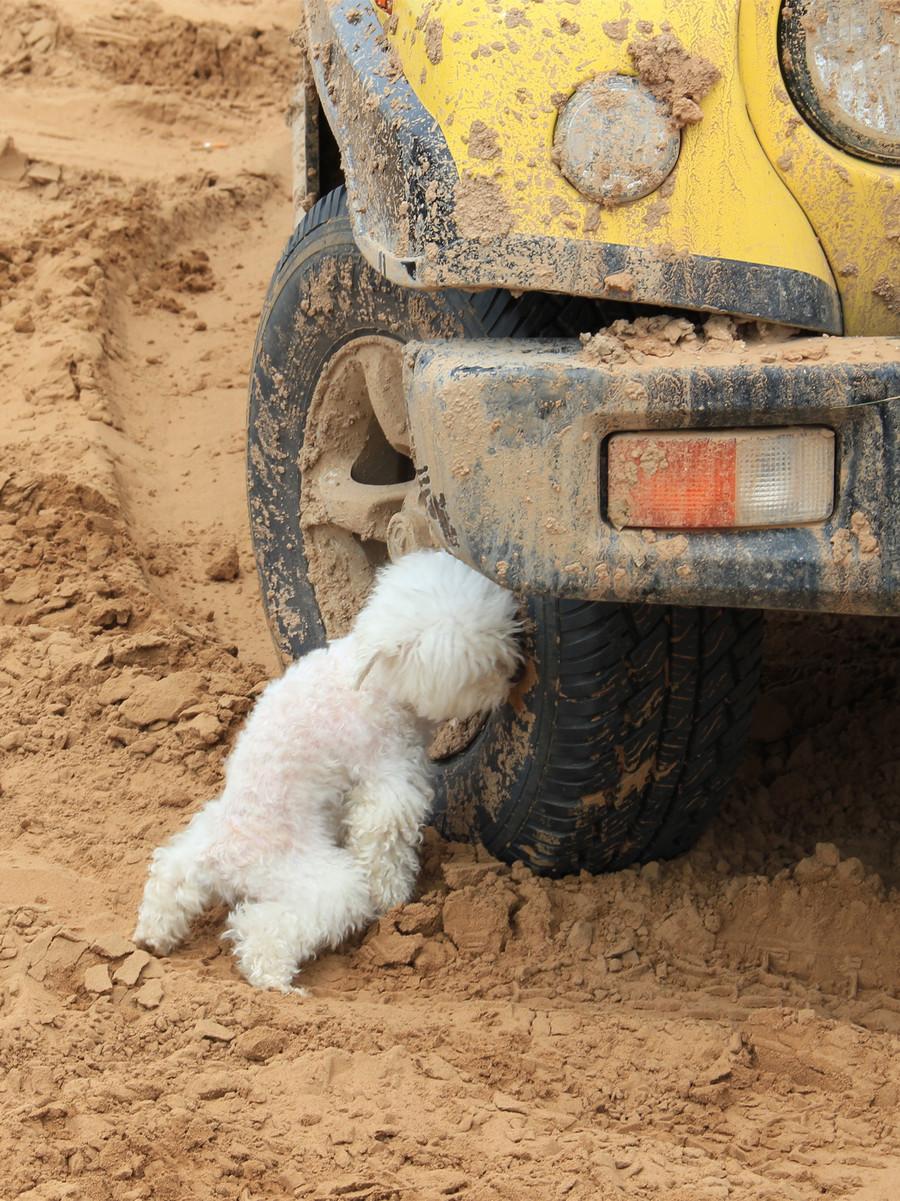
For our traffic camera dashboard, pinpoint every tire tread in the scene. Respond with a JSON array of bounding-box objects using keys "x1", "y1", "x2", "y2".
[{"x1": 490, "y1": 604, "x2": 763, "y2": 876}]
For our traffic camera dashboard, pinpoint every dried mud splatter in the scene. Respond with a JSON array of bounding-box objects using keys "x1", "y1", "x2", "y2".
[{"x1": 628, "y1": 29, "x2": 721, "y2": 128}]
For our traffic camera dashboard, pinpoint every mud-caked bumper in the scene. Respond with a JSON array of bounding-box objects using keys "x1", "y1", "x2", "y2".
[{"x1": 404, "y1": 337, "x2": 900, "y2": 615}]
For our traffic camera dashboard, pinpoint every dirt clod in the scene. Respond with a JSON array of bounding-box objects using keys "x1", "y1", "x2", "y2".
[
  {"x1": 0, "y1": 135, "x2": 28, "y2": 182},
  {"x1": 83, "y1": 963, "x2": 112, "y2": 994},
  {"x1": 134, "y1": 978, "x2": 164, "y2": 1009},
  {"x1": 234, "y1": 1026, "x2": 288, "y2": 1061},
  {"x1": 196, "y1": 1019, "x2": 236, "y2": 1042},
  {"x1": 629, "y1": 31, "x2": 721, "y2": 128},
  {"x1": 113, "y1": 948, "x2": 153, "y2": 986},
  {"x1": 91, "y1": 932, "x2": 136, "y2": 958},
  {"x1": 365, "y1": 921, "x2": 424, "y2": 966},
  {"x1": 118, "y1": 670, "x2": 204, "y2": 725},
  {"x1": 206, "y1": 543, "x2": 240, "y2": 581},
  {"x1": 603, "y1": 270, "x2": 634, "y2": 294},
  {"x1": 442, "y1": 885, "x2": 514, "y2": 955}
]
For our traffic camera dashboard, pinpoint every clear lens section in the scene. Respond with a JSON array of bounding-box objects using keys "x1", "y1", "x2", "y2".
[
  {"x1": 735, "y1": 428, "x2": 834, "y2": 526},
  {"x1": 781, "y1": 1, "x2": 899, "y2": 163}
]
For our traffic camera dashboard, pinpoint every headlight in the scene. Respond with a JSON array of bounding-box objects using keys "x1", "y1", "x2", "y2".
[
  {"x1": 553, "y1": 74, "x2": 681, "y2": 206},
  {"x1": 779, "y1": 0, "x2": 899, "y2": 165}
]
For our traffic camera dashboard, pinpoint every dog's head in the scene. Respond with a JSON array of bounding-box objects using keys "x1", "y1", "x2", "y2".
[{"x1": 350, "y1": 550, "x2": 522, "y2": 723}]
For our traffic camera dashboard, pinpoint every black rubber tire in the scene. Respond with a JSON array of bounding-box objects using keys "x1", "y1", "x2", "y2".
[{"x1": 247, "y1": 189, "x2": 763, "y2": 876}]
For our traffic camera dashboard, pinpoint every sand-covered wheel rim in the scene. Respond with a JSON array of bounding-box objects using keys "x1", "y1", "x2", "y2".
[
  {"x1": 298, "y1": 334, "x2": 491, "y2": 760},
  {"x1": 299, "y1": 334, "x2": 414, "y2": 638}
]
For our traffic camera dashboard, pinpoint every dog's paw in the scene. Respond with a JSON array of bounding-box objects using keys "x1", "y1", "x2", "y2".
[
  {"x1": 369, "y1": 867, "x2": 417, "y2": 915},
  {"x1": 131, "y1": 923, "x2": 175, "y2": 957},
  {"x1": 371, "y1": 885, "x2": 413, "y2": 915},
  {"x1": 240, "y1": 967, "x2": 308, "y2": 995},
  {"x1": 283, "y1": 983, "x2": 309, "y2": 997}
]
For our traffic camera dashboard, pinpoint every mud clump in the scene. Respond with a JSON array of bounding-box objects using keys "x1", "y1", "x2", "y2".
[
  {"x1": 629, "y1": 29, "x2": 721, "y2": 127},
  {"x1": 580, "y1": 313, "x2": 701, "y2": 363},
  {"x1": 424, "y1": 17, "x2": 444, "y2": 66},
  {"x1": 577, "y1": 313, "x2": 813, "y2": 366},
  {"x1": 454, "y1": 175, "x2": 512, "y2": 239},
  {"x1": 206, "y1": 544, "x2": 240, "y2": 582},
  {"x1": 467, "y1": 119, "x2": 501, "y2": 161},
  {"x1": 602, "y1": 18, "x2": 630, "y2": 42},
  {"x1": 873, "y1": 274, "x2": 899, "y2": 314}
]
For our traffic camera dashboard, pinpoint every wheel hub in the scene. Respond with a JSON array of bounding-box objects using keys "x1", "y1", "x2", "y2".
[
  {"x1": 300, "y1": 335, "x2": 430, "y2": 636},
  {"x1": 299, "y1": 333, "x2": 475, "y2": 759}
]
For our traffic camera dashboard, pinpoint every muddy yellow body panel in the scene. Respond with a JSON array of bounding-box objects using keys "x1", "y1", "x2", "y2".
[
  {"x1": 387, "y1": 1, "x2": 831, "y2": 284},
  {"x1": 305, "y1": 0, "x2": 844, "y2": 330},
  {"x1": 304, "y1": 0, "x2": 898, "y2": 333}
]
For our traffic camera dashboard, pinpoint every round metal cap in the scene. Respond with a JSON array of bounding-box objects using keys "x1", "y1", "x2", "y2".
[{"x1": 554, "y1": 73, "x2": 681, "y2": 206}]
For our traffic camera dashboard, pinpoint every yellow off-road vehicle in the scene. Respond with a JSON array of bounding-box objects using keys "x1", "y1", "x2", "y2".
[{"x1": 247, "y1": 0, "x2": 899, "y2": 876}]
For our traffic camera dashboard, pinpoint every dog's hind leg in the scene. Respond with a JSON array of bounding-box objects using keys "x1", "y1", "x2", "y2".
[
  {"x1": 133, "y1": 801, "x2": 223, "y2": 955},
  {"x1": 344, "y1": 750, "x2": 434, "y2": 914},
  {"x1": 225, "y1": 848, "x2": 373, "y2": 992}
]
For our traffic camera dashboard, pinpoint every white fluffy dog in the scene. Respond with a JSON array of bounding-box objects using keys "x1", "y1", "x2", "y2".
[{"x1": 133, "y1": 550, "x2": 520, "y2": 992}]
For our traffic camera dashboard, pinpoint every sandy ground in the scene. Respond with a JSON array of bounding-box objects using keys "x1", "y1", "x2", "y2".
[{"x1": 3, "y1": 3, "x2": 900, "y2": 1199}]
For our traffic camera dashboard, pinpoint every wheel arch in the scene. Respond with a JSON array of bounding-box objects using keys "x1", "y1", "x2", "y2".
[{"x1": 290, "y1": 71, "x2": 345, "y2": 222}]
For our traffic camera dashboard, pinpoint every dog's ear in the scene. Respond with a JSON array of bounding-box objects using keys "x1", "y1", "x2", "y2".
[
  {"x1": 351, "y1": 642, "x2": 406, "y2": 690},
  {"x1": 352, "y1": 653, "x2": 378, "y2": 690}
]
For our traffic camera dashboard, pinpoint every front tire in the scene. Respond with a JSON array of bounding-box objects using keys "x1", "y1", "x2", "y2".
[{"x1": 247, "y1": 189, "x2": 762, "y2": 876}]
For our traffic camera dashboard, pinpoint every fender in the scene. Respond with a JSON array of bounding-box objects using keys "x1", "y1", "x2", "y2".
[{"x1": 302, "y1": 0, "x2": 845, "y2": 331}]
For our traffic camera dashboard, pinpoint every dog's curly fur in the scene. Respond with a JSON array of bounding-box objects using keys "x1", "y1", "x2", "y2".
[{"x1": 133, "y1": 550, "x2": 521, "y2": 991}]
